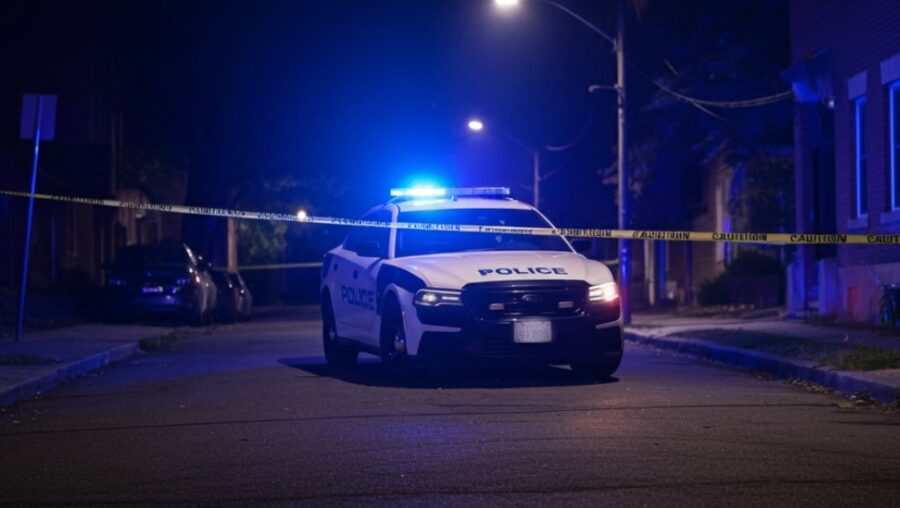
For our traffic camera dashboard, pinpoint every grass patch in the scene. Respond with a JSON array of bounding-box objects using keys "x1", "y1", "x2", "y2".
[
  {"x1": 670, "y1": 328, "x2": 900, "y2": 371},
  {"x1": 804, "y1": 314, "x2": 900, "y2": 337},
  {"x1": 139, "y1": 329, "x2": 186, "y2": 352},
  {"x1": 832, "y1": 347, "x2": 900, "y2": 371},
  {"x1": 669, "y1": 329, "x2": 835, "y2": 358}
]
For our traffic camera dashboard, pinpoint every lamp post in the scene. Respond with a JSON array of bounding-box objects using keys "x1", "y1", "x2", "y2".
[
  {"x1": 494, "y1": 0, "x2": 631, "y2": 325},
  {"x1": 467, "y1": 118, "x2": 542, "y2": 208}
]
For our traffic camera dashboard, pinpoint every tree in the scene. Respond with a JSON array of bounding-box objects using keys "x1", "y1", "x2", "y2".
[{"x1": 626, "y1": 0, "x2": 793, "y2": 236}]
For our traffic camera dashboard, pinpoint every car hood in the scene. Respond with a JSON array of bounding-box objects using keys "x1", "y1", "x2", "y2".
[{"x1": 386, "y1": 250, "x2": 614, "y2": 289}]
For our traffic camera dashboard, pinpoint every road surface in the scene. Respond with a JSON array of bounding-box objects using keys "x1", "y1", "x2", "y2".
[{"x1": 1, "y1": 307, "x2": 898, "y2": 506}]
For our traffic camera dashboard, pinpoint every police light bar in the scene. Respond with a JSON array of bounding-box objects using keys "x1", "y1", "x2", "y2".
[
  {"x1": 390, "y1": 187, "x2": 447, "y2": 198},
  {"x1": 389, "y1": 187, "x2": 510, "y2": 198}
]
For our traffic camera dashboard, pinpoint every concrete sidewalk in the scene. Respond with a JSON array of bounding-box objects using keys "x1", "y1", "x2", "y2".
[
  {"x1": 626, "y1": 311, "x2": 900, "y2": 406},
  {"x1": 0, "y1": 323, "x2": 174, "y2": 407}
]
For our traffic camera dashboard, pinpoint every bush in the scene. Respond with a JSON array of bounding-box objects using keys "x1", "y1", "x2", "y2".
[
  {"x1": 0, "y1": 268, "x2": 104, "y2": 335},
  {"x1": 697, "y1": 250, "x2": 783, "y2": 307},
  {"x1": 0, "y1": 287, "x2": 79, "y2": 334},
  {"x1": 724, "y1": 249, "x2": 782, "y2": 277},
  {"x1": 698, "y1": 273, "x2": 732, "y2": 306}
]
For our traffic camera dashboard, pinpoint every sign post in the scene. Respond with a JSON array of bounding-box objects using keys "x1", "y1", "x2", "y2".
[{"x1": 16, "y1": 94, "x2": 57, "y2": 342}]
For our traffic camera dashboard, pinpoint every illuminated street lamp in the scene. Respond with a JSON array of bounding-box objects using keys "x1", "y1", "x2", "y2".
[
  {"x1": 467, "y1": 118, "x2": 484, "y2": 132},
  {"x1": 493, "y1": 0, "x2": 631, "y2": 324}
]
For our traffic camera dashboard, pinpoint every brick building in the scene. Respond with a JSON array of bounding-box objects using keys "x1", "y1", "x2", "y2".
[
  {"x1": 0, "y1": 3, "x2": 184, "y2": 293},
  {"x1": 785, "y1": 0, "x2": 900, "y2": 323}
]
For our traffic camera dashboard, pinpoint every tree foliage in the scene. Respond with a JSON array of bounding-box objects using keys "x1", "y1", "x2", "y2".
[{"x1": 626, "y1": 0, "x2": 793, "y2": 233}]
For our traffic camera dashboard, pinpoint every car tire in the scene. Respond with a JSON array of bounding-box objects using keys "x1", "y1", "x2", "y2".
[
  {"x1": 189, "y1": 306, "x2": 205, "y2": 327},
  {"x1": 322, "y1": 298, "x2": 358, "y2": 369},
  {"x1": 571, "y1": 354, "x2": 622, "y2": 380},
  {"x1": 224, "y1": 303, "x2": 238, "y2": 324},
  {"x1": 380, "y1": 298, "x2": 412, "y2": 378}
]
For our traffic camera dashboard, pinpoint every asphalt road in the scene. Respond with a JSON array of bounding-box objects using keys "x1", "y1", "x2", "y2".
[{"x1": 1, "y1": 307, "x2": 899, "y2": 507}]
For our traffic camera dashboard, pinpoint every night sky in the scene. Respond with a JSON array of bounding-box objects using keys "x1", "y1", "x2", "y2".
[
  {"x1": 122, "y1": 0, "x2": 620, "y2": 224},
  {"x1": 3, "y1": 0, "x2": 787, "y2": 230}
]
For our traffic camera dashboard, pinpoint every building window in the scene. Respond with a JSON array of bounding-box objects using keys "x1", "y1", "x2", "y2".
[
  {"x1": 854, "y1": 96, "x2": 867, "y2": 217},
  {"x1": 891, "y1": 82, "x2": 900, "y2": 210}
]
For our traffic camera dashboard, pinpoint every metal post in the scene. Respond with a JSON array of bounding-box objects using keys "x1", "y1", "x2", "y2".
[
  {"x1": 533, "y1": 150, "x2": 540, "y2": 208},
  {"x1": 16, "y1": 95, "x2": 44, "y2": 342},
  {"x1": 616, "y1": 0, "x2": 630, "y2": 324}
]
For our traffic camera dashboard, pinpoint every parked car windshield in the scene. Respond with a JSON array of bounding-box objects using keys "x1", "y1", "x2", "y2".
[
  {"x1": 114, "y1": 245, "x2": 190, "y2": 266},
  {"x1": 395, "y1": 208, "x2": 571, "y2": 258}
]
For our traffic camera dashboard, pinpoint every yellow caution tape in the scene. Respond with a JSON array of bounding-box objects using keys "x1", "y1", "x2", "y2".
[{"x1": 2, "y1": 188, "x2": 898, "y2": 245}]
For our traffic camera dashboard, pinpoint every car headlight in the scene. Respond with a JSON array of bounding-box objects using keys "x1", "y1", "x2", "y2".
[
  {"x1": 588, "y1": 282, "x2": 618, "y2": 303},
  {"x1": 414, "y1": 289, "x2": 463, "y2": 307}
]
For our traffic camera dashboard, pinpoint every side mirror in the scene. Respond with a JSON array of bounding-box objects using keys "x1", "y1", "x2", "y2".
[
  {"x1": 571, "y1": 239, "x2": 592, "y2": 254},
  {"x1": 355, "y1": 240, "x2": 382, "y2": 258}
]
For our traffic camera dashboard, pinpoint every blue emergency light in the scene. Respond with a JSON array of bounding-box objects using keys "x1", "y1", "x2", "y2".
[
  {"x1": 390, "y1": 187, "x2": 447, "y2": 198},
  {"x1": 389, "y1": 187, "x2": 510, "y2": 198}
]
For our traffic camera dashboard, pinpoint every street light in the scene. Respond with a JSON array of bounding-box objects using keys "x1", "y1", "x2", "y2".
[
  {"x1": 467, "y1": 118, "x2": 542, "y2": 208},
  {"x1": 493, "y1": 0, "x2": 631, "y2": 325}
]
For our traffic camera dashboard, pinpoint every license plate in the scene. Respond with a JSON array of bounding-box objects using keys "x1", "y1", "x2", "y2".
[
  {"x1": 513, "y1": 320, "x2": 552, "y2": 343},
  {"x1": 142, "y1": 286, "x2": 164, "y2": 294}
]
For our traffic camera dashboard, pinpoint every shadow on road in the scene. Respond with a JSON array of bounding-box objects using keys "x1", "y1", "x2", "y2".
[{"x1": 279, "y1": 356, "x2": 619, "y2": 389}]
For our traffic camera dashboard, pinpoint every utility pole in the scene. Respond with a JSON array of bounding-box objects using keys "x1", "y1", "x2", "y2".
[
  {"x1": 16, "y1": 94, "x2": 57, "y2": 342},
  {"x1": 616, "y1": 0, "x2": 631, "y2": 325}
]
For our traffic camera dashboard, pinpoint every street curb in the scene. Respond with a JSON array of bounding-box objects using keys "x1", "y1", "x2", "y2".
[
  {"x1": 0, "y1": 343, "x2": 141, "y2": 408},
  {"x1": 625, "y1": 331, "x2": 900, "y2": 406}
]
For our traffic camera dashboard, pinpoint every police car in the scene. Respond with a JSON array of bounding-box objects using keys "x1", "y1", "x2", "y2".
[{"x1": 320, "y1": 187, "x2": 623, "y2": 378}]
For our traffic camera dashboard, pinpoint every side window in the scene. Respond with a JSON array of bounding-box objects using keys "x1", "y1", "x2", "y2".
[
  {"x1": 854, "y1": 96, "x2": 867, "y2": 217},
  {"x1": 369, "y1": 210, "x2": 391, "y2": 258},
  {"x1": 344, "y1": 209, "x2": 391, "y2": 258},
  {"x1": 343, "y1": 229, "x2": 365, "y2": 253},
  {"x1": 891, "y1": 81, "x2": 899, "y2": 210}
]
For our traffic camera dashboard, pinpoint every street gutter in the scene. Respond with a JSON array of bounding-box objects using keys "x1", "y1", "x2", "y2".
[
  {"x1": 625, "y1": 330, "x2": 900, "y2": 406},
  {"x1": 0, "y1": 342, "x2": 142, "y2": 408}
]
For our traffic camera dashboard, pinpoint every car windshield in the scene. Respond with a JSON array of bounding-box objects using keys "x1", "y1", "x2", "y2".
[
  {"x1": 395, "y1": 208, "x2": 571, "y2": 258},
  {"x1": 115, "y1": 245, "x2": 189, "y2": 266}
]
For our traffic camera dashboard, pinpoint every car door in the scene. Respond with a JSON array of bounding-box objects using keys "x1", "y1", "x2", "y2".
[{"x1": 336, "y1": 210, "x2": 390, "y2": 345}]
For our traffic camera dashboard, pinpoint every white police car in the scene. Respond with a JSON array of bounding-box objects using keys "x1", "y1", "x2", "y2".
[{"x1": 320, "y1": 187, "x2": 622, "y2": 378}]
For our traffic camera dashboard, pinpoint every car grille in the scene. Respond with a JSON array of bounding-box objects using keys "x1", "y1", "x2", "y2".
[{"x1": 463, "y1": 280, "x2": 588, "y2": 320}]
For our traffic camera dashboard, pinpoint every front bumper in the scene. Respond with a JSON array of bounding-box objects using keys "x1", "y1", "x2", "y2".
[
  {"x1": 412, "y1": 281, "x2": 622, "y2": 364},
  {"x1": 104, "y1": 289, "x2": 199, "y2": 317},
  {"x1": 417, "y1": 318, "x2": 622, "y2": 365}
]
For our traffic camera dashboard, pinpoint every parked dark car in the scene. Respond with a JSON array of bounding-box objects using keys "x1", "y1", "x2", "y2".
[
  {"x1": 104, "y1": 243, "x2": 217, "y2": 326},
  {"x1": 211, "y1": 270, "x2": 253, "y2": 322}
]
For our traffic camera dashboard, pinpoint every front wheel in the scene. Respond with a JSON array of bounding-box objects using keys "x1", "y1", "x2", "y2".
[
  {"x1": 189, "y1": 306, "x2": 205, "y2": 327},
  {"x1": 322, "y1": 299, "x2": 358, "y2": 369},
  {"x1": 380, "y1": 300, "x2": 412, "y2": 378}
]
